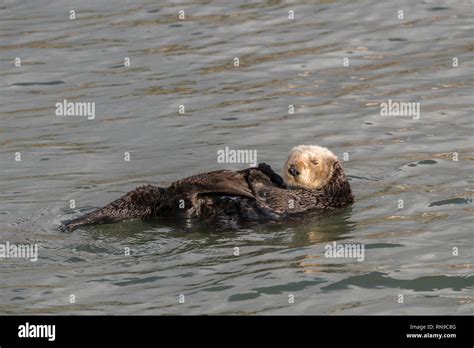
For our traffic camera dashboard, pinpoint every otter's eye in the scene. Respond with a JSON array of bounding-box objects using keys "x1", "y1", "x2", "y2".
[{"x1": 310, "y1": 159, "x2": 319, "y2": 165}]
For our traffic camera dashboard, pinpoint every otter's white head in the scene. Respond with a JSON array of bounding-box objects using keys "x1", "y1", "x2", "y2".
[{"x1": 283, "y1": 145, "x2": 338, "y2": 189}]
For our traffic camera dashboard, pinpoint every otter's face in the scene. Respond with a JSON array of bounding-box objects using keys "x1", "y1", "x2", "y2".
[{"x1": 283, "y1": 145, "x2": 338, "y2": 189}]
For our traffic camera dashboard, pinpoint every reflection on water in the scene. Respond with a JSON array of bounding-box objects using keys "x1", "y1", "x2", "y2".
[{"x1": 0, "y1": 0, "x2": 473, "y2": 314}]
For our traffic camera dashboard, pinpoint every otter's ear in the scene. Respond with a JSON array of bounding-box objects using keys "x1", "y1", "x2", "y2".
[
  {"x1": 326, "y1": 156, "x2": 337, "y2": 168},
  {"x1": 329, "y1": 157, "x2": 339, "y2": 170}
]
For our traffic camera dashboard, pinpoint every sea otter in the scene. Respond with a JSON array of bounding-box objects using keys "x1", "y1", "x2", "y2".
[{"x1": 63, "y1": 145, "x2": 354, "y2": 231}]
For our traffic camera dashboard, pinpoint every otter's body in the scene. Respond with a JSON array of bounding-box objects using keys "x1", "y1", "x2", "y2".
[{"x1": 64, "y1": 146, "x2": 354, "y2": 231}]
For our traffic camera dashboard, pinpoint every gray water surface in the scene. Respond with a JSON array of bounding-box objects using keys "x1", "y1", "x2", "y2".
[{"x1": 0, "y1": 0, "x2": 473, "y2": 314}]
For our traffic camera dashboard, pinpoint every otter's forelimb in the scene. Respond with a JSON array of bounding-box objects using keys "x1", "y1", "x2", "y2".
[{"x1": 63, "y1": 185, "x2": 165, "y2": 231}]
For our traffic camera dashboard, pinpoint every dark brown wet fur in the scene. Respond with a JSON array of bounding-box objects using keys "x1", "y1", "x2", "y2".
[{"x1": 63, "y1": 162, "x2": 353, "y2": 231}]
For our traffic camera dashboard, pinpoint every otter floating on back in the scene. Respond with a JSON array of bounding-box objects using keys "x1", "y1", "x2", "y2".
[{"x1": 64, "y1": 145, "x2": 354, "y2": 231}]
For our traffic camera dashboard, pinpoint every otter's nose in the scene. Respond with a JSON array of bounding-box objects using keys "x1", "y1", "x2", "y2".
[{"x1": 288, "y1": 165, "x2": 300, "y2": 177}]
